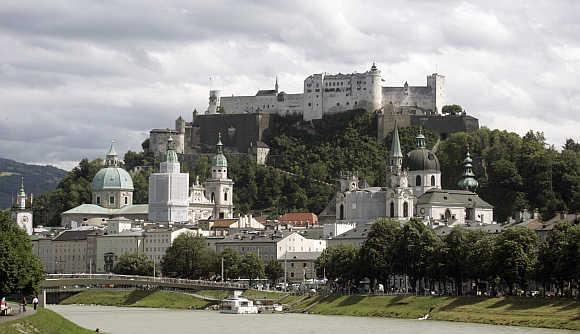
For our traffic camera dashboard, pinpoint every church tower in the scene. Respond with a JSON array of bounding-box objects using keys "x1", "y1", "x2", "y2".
[
  {"x1": 386, "y1": 123, "x2": 414, "y2": 220},
  {"x1": 457, "y1": 145, "x2": 479, "y2": 192},
  {"x1": 148, "y1": 137, "x2": 190, "y2": 223},
  {"x1": 12, "y1": 176, "x2": 33, "y2": 235},
  {"x1": 205, "y1": 133, "x2": 234, "y2": 219}
]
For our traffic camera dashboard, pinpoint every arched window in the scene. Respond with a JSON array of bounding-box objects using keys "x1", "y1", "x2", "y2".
[
  {"x1": 224, "y1": 191, "x2": 228, "y2": 201},
  {"x1": 96, "y1": 196, "x2": 101, "y2": 205},
  {"x1": 403, "y1": 202, "x2": 409, "y2": 217},
  {"x1": 211, "y1": 192, "x2": 215, "y2": 202},
  {"x1": 431, "y1": 175, "x2": 436, "y2": 186},
  {"x1": 416, "y1": 175, "x2": 422, "y2": 186},
  {"x1": 445, "y1": 209, "x2": 452, "y2": 221},
  {"x1": 390, "y1": 202, "x2": 395, "y2": 218},
  {"x1": 339, "y1": 204, "x2": 345, "y2": 220},
  {"x1": 124, "y1": 197, "x2": 128, "y2": 205}
]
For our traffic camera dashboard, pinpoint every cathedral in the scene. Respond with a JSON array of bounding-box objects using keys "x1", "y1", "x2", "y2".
[
  {"x1": 334, "y1": 124, "x2": 493, "y2": 227},
  {"x1": 61, "y1": 135, "x2": 234, "y2": 227}
]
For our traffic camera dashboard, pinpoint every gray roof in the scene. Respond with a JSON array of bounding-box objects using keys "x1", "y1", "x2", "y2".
[
  {"x1": 115, "y1": 204, "x2": 149, "y2": 215},
  {"x1": 53, "y1": 230, "x2": 95, "y2": 241},
  {"x1": 256, "y1": 89, "x2": 277, "y2": 96},
  {"x1": 417, "y1": 189, "x2": 493, "y2": 209},
  {"x1": 217, "y1": 231, "x2": 293, "y2": 244},
  {"x1": 406, "y1": 148, "x2": 440, "y2": 172},
  {"x1": 333, "y1": 224, "x2": 372, "y2": 240},
  {"x1": 285, "y1": 252, "x2": 322, "y2": 261},
  {"x1": 433, "y1": 224, "x2": 503, "y2": 236},
  {"x1": 62, "y1": 204, "x2": 112, "y2": 215}
]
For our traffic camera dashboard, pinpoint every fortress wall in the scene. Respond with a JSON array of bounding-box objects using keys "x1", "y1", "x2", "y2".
[
  {"x1": 149, "y1": 129, "x2": 185, "y2": 158},
  {"x1": 193, "y1": 113, "x2": 272, "y2": 153}
]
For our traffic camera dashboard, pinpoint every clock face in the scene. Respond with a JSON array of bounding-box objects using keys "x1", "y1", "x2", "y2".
[{"x1": 22, "y1": 216, "x2": 28, "y2": 222}]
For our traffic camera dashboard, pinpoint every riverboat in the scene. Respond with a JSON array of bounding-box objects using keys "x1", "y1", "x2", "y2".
[{"x1": 220, "y1": 291, "x2": 258, "y2": 314}]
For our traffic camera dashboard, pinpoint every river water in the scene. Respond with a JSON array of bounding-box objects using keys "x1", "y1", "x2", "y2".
[{"x1": 49, "y1": 305, "x2": 573, "y2": 334}]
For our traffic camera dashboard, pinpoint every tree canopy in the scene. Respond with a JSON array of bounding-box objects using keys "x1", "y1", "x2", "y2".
[{"x1": 113, "y1": 253, "x2": 154, "y2": 276}]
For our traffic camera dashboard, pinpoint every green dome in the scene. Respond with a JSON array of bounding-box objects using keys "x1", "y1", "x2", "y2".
[
  {"x1": 212, "y1": 153, "x2": 228, "y2": 168},
  {"x1": 92, "y1": 167, "x2": 134, "y2": 191},
  {"x1": 457, "y1": 177, "x2": 479, "y2": 191}
]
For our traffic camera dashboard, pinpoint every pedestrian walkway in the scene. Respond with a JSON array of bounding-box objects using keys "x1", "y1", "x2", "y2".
[{"x1": 0, "y1": 305, "x2": 36, "y2": 324}]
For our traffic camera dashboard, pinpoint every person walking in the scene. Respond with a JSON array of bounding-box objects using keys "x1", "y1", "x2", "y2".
[
  {"x1": 21, "y1": 296, "x2": 27, "y2": 312},
  {"x1": 32, "y1": 296, "x2": 39, "y2": 311}
]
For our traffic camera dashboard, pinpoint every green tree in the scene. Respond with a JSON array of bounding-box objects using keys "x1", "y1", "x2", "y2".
[
  {"x1": 315, "y1": 245, "x2": 359, "y2": 289},
  {"x1": 265, "y1": 260, "x2": 284, "y2": 285},
  {"x1": 220, "y1": 248, "x2": 242, "y2": 280},
  {"x1": 239, "y1": 253, "x2": 265, "y2": 285},
  {"x1": 359, "y1": 218, "x2": 401, "y2": 291},
  {"x1": 494, "y1": 227, "x2": 539, "y2": 294},
  {"x1": 537, "y1": 222, "x2": 579, "y2": 295},
  {"x1": 161, "y1": 234, "x2": 217, "y2": 279},
  {"x1": 442, "y1": 104, "x2": 463, "y2": 115},
  {"x1": 113, "y1": 252, "x2": 154, "y2": 276},
  {"x1": 0, "y1": 212, "x2": 44, "y2": 295}
]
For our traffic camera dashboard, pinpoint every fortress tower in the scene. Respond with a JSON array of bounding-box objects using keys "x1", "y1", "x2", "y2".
[{"x1": 208, "y1": 90, "x2": 222, "y2": 115}]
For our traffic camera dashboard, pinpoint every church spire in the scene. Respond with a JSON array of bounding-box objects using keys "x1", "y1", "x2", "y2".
[
  {"x1": 16, "y1": 176, "x2": 26, "y2": 209},
  {"x1": 216, "y1": 132, "x2": 223, "y2": 154},
  {"x1": 390, "y1": 122, "x2": 403, "y2": 170},
  {"x1": 275, "y1": 76, "x2": 279, "y2": 93},
  {"x1": 457, "y1": 144, "x2": 479, "y2": 191},
  {"x1": 105, "y1": 140, "x2": 118, "y2": 167}
]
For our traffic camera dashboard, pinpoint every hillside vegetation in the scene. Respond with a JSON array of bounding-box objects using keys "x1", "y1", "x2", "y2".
[
  {"x1": 0, "y1": 308, "x2": 94, "y2": 334},
  {"x1": 33, "y1": 110, "x2": 580, "y2": 224},
  {"x1": 0, "y1": 157, "x2": 66, "y2": 209}
]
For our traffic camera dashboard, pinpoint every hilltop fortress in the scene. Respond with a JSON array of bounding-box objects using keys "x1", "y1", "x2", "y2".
[
  {"x1": 149, "y1": 64, "x2": 478, "y2": 159},
  {"x1": 212, "y1": 63, "x2": 444, "y2": 121}
]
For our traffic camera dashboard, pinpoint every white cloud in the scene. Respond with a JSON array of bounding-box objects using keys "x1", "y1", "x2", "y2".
[{"x1": 0, "y1": 0, "x2": 578, "y2": 170}]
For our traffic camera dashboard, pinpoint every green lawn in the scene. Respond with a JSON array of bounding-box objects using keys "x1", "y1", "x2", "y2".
[
  {"x1": 0, "y1": 308, "x2": 94, "y2": 334},
  {"x1": 195, "y1": 289, "x2": 230, "y2": 300},
  {"x1": 242, "y1": 289, "x2": 289, "y2": 300},
  {"x1": 60, "y1": 289, "x2": 213, "y2": 310},
  {"x1": 299, "y1": 294, "x2": 580, "y2": 331}
]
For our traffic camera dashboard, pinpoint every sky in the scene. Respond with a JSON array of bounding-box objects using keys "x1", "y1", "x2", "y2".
[{"x1": 0, "y1": 0, "x2": 578, "y2": 170}]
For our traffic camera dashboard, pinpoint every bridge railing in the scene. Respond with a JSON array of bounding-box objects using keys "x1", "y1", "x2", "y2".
[{"x1": 44, "y1": 273, "x2": 248, "y2": 289}]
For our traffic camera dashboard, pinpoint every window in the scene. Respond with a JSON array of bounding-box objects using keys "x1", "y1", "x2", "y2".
[
  {"x1": 339, "y1": 204, "x2": 344, "y2": 220},
  {"x1": 109, "y1": 196, "x2": 115, "y2": 205},
  {"x1": 290, "y1": 272, "x2": 295, "y2": 278},
  {"x1": 224, "y1": 191, "x2": 228, "y2": 201},
  {"x1": 416, "y1": 175, "x2": 422, "y2": 186},
  {"x1": 431, "y1": 175, "x2": 436, "y2": 186},
  {"x1": 211, "y1": 192, "x2": 215, "y2": 202},
  {"x1": 96, "y1": 196, "x2": 101, "y2": 205},
  {"x1": 403, "y1": 202, "x2": 409, "y2": 217},
  {"x1": 124, "y1": 197, "x2": 128, "y2": 205},
  {"x1": 336, "y1": 102, "x2": 340, "y2": 106},
  {"x1": 390, "y1": 202, "x2": 395, "y2": 217}
]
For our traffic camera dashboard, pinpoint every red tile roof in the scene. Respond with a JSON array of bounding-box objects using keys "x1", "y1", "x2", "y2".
[{"x1": 278, "y1": 212, "x2": 318, "y2": 226}]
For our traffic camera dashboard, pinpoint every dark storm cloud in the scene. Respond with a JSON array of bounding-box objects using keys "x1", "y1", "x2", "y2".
[{"x1": 0, "y1": 0, "x2": 578, "y2": 169}]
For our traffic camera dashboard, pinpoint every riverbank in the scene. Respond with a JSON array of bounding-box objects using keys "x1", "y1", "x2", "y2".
[
  {"x1": 289, "y1": 294, "x2": 580, "y2": 331},
  {"x1": 0, "y1": 308, "x2": 94, "y2": 334},
  {"x1": 60, "y1": 289, "x2": 213, "y2": 309},
  {"x1": 57, "y1": 289, "x2": 580, "y2": 330}
]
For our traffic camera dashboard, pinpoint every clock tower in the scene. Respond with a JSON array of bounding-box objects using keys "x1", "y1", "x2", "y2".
[{"x1": 12, "y1": 176, "x2": 33, "y2": 235}]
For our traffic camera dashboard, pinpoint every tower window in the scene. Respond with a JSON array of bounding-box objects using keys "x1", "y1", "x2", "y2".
[
  {"x1": 109, "y1": 196, "x2": 115, "y2": 205},
  {"x1": 431, "y1": 175, "x2": 436, "y2": 186},
  {"x1": 96, "y1": 196, "x2": 101, "y2": 205},
  {"x1": 390, "y1": 202, "x2": 394, "y2": 218},
  {"x1": 224, "y1": 192, "x2": 228, "y2": 201},
  {"x1": 403, "y1": 202, "x2": 409, "y2": 217},
  {"x1": 339, "y1": 204, "x2": 344, "y2": 220},
  {"x1": 124, "y1": 197, "x2": 128, "y2": 205},
  {"x1": 416, "y1": 175, "x2": 422, "y2": 186},
  {"x1": 211, "y1": 192, "x2": 215, "y2": 202}
]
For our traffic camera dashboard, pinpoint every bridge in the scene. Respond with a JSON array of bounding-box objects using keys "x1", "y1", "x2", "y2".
[{"x1": 42, "y1": 274, "x2": 248, "y2": 291}]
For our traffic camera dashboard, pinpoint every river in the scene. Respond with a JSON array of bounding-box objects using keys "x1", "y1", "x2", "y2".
[{"x1": 49, "y1": 305, "x2": 573, "y2": 334}]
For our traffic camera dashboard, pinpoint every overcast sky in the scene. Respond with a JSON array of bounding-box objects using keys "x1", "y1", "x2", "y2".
[{"x1": 1, "y1": 0, "x2": 578, "y2": 170}]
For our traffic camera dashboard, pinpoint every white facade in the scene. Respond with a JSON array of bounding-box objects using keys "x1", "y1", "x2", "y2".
[
  {"x1": 213, "y1": 64, "x2": 444, "y2": 121},
  {"x1": 12, "y1": 177, "x2": 33, "y2": 235},
  {"x1": 95, "y1": 232, "x2": 144, "y2": 273},
  {"x1": 148, "y1": 138, "x2": 190, "y2": 223},
  {"x1": 322, "y1": 222, "x2": 356, "y2": 238}
]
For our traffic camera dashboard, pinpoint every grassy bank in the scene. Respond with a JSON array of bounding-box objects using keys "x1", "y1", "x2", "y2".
[
  {"x1": 61, "y1": 289, "x2": 213, "y2": 310},
  {"x1": 291, "y1": 294, "x2": 580, "y2": 331},
  {"x1": 0, "y1": 308, "x2": 94, "y2": 334}
]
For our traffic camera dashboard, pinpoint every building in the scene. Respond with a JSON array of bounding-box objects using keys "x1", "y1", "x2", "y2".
[
  {"x1": 12, "y1": 176, "x2": 33, "y2": 235},
  {"x1": 330, "y1": 124, "x2": 494, "y2": 227},
  {"x1": 204, "y1": 133, "x2": 234, "y2": 219},
  {"x1": 92, "y1": 141, "x2": 134, "y2": 209},
  {"x1": 278, "y1": 212, "x2": 318, "y2": 228},
  {"x1": 214, "y1": 64, "x2": 444, "y2": 121},
  {"x1": 148, "y1": 137, "x2": 190, "y2": 223},
  {"x1": 215, "y1": 231, "x2": 326, "y2": 263},
  {"x1": 282, "y1": 252, "x2": 321, "y2": 282}
]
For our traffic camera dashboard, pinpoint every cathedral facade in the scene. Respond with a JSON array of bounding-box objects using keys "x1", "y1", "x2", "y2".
[{"x1": 334, "y1": 124, "x2": 493, "y2": 227}]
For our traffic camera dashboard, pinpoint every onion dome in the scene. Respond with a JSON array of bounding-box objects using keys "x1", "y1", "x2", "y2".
[
  {"x1": 165, "y1": 136, "x2": 179, "y2": 164},
  {"x1": 406, "y1": 128, "x2": 440, "y2": 172},
  {"x1": 212, "y1": 132, "x2": 228, "y2": 168},
  {"x1": 92, "y1": 141, "x2": 134, "y2": 191},
  {"x1": 457, "y1": 146, "x2": 479, "y2": 191}
]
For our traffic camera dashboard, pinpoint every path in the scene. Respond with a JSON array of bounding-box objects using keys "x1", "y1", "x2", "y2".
[{"x1": 0, "y1": 305, "x2": 36, "y2": 324}]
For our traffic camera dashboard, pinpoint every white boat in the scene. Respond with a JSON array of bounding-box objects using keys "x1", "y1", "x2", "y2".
[{"x1": 220, "y1": 291, "x2": 259, "y2": 314}]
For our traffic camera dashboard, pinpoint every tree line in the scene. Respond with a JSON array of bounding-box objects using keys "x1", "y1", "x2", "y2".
[
  {"x1": 315, "y1": 219, "x2": 580, "y2": 296},
  {"x1": 112, "y1": 233, "x2": 285, "y2": 286}
]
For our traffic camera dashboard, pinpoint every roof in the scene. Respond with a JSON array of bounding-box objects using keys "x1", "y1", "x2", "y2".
[
  {"x1": 390, "y1": 123, "x2": 403, "y2": 158},
  {"x1": 92, "y1": 166, "x2": 134, "y2": 191},
  {"x1": 278, "y1": 212, "x2": 317, "y2": 224},
  {"x1": 53, "y1": 230, "x2": 95, "y2": 241},
  {"x1": 114, "y1": 204, "x2": 149, "y2": 215},
  {"x1": 406, "y1": 148, "x2": 440, "y2": 172},
  {"x1": 256, "y1": 89, "x2": 277, "y2": 96},
  {"x1": 417, "y1": 189, "x2": 493, "y2": 209},
  {"x1": 333, "y1": 224, "x2": 372, "y2": 240},
  {"x1": 285, "y1": 251, "x2": 322, "y2": 261},
  {"x1": 217, "y1": 231, "x2": 294, "y2": 244},
  {"x1": 211, "y1": 219, "x2": 238, "y2": 229},
  {"x1": 433, "y1": 224, "x2": 503, "y2": 236},
  {"x1": 62, "y1": 204, "x2": 112, "y2": 215}
]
